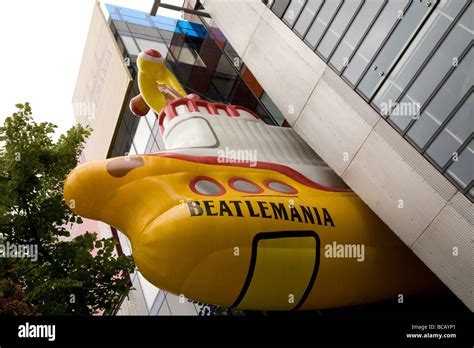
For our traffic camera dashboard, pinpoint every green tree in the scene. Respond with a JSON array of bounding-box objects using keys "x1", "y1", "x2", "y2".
[{"x1": 0, "y1": 103, "x2": 134, "y2": 315}]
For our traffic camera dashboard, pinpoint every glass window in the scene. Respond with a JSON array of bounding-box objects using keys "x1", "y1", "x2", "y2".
[
  {"x1": 329, "y1": 0, "x2": 385, "y2": 72},
  {"x1": 342, "y1": 0, "x2": 407, "y2": 85},
  {"x1": 128, "y1": 23, "x2": 157, "y2": 36},
  {"x1": 152, "y1": 15, "x2": 178, "y2": 27},
  {"x1": 304, "y1": 0, "x2": 342, "y2": 49},
  {"x1": 158, "y1": 28, "x2": 177, "y2": 41},
  {"x1": 293, "y1": 0, "x2": 324, "y2": 38},
  {"x1": 357, "y1": 1, "x2": 435, "y2": 99},
  {"x1": 191, "y1": 177, "x2": 226, "y2": 196},
  {"x1": 211, "y1": 76, "x2": 236, "y2": 97},
  {"x1": 145, "y1": 110, "x2": 157, "y2": 130},
  {"x1": 137, "y1": 272, "x2": 159, "y2": 311},
  {"x1": 112, "y1": 20, "x2": 129, "y2": 32},
  {"x1": 223, "y1": 42, "x2": 242, "y2": 68},
  {"x1": 373, "y1": 0, "x2": 468, "y2": 113},
  {"x1": 283, "y1": 0, "x2": 307, "y2": 27},
  {"x1": 215, "y1": 55, "x2": 238, "y2": 77},
  {"x1": 120, "y1": 35, "x2": 140, "y2": 56},
  {"x1": 111, "y1": 119, "x2": 133, "y2": 157},
  {"x1": 388, "y1": 5, "x2": 473, "y2": 130},
  {"x1": 264, "y1": 180, "x2": 298, "y2": 194},
  {"x1": 446, "y1": 140, "x2": 473, "y2": 190},
  {"x1": 272, "y1": 0, "x2": 291, "y2": 18},
  {"x1": 133, "y1": 116, "x2": 152, "y2": 154},
  {"x1": 425, "y1": 93, "x2": 473, "y2": 168},
  {"x1": 135, "y1": 38, "x2": 169, "y2": 57},
  {"x1": 121, "y1": 15, "x2": 151, "y2": 27},
  {"x1": 260, "y1": 92, "x2": 286, "y2": 126},
  {"x1": 317, "y1": 0, "x2": 362, "y2": 60},
  {"x1": 178, "y1": 45, "x2": 198, "y2": 65},
  {"x1": 229, "y1": 178, "x2": 263, "y2": 193},
  {"x1": 406, "y1": 49, "x2": 473, "y2": 148}
]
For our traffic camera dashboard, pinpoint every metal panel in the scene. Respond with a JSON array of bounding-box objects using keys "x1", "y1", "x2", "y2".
[
  {"x1": 412, "y1": 203, "x2": 474, "y2": 311},
  {"x1": 450, "y1": 191, "x2": 474, "y2": 225},
  {"x1": 201, "y1": 0, "x2": 266, "y2": 56},
  {"x1": 243, "y1": 8, "x2": 327, "y2": 124},
  {"x1": 322, "y1": 68, "x2": 380, "y2": 127},
  {"x1": 374, "y1": 120, "x2": 457, "y2": 201},
  {"x1": 294, "y1": 78, "x2": 373, "y2": 175},
  {"x1": 342, "y1": 125, "x2": 448, "y2": 246}
]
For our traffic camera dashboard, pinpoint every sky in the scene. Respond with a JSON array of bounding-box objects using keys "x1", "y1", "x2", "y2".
[{"x1": 0, "y1": 0, "x2": 182, "y2": 139}]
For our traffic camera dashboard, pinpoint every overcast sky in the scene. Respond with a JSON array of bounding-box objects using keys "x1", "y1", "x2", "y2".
[{"x1": 0, "y1": 0, "x2": 182, "y2": 139}]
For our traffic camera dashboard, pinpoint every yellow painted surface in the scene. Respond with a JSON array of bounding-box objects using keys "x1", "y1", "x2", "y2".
[
  {"x1": 237, "y1": 236, "x2": 317, "y2": 310},
  {"x1": 64, "y1": 155, "x2": 443, "y2": 310},
  {"x1": 64, "y1": 49, "x2": 443, "y2": 310}
]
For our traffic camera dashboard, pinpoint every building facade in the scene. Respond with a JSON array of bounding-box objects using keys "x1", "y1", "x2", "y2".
[
  {"x1": 73, "y1": 0, "x2": 472, "y2": 312},
  {"x1": 73, "y1": 2, "x2": 288, "y2": 315},
  {"x1": 199, "y1": 0, "x2": 473, "y2": 310}
]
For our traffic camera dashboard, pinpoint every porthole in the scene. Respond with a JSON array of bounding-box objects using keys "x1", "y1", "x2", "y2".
[
  {"x1": 229, "y1": 177, "x2": 264, "y2": 194},
  {"x1": 264, "y1": 179, "x2": 298, "y2": 194},
  {"x1": 190, "y1": 176, "x2": 226, "y2": 196}
]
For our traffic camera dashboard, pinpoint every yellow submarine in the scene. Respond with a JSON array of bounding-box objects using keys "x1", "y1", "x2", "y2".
[{"x1": 64, "y1": 48, "x2": 442, "y2": 311}]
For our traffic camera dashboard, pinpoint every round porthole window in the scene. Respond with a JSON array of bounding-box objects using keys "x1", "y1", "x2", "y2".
[
  {"x1": 264, "y1": 179, "x2": 298, "y2": 194},
  {"x1": 190, "y1": 176, "x2": 226, "y2": 196},
  {"x1": 229, "y1": 177, "x2": 263, "y2": 194}
]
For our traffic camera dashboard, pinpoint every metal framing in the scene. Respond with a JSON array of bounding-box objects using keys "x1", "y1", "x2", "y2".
[
  {"x1": 379, "y1": 0, "x2": 471, "y2": 118},
  {"x1": 270, "y1": 0, "x2": 292, "y2": 19},
  {"x1": 327, "y1": 0, "x2": 387, "y2": 73},
  {"x1": 264, "y1": 0, "x2": 473, "y2": 201},
  {"x1": 282, "y1": 0, "x2": 308, "y2": 29},
  {"x1": 361, "y1": 0, "x2": 440, "y2": 102},
  {"x1": 353, "y1": 0, "x2": 414, "y2": 100},
  {"x1": 402, "y1": 42, "x2": 473, "y2": 139},
  {"x1": 294, "y1": 0, "x2": 326, "y2": 40},
  {"x1": 326, "y1": 0, "x2": 365, "y2": 63},
  {"x1": 304, "y1": 0, "x2": 344, "y2": 50},
  {"x1": 150, "y1": 0, "x2": 211, "y2": 18}
]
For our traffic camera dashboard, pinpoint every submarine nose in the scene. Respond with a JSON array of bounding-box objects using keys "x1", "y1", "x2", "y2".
[{"x1": 64, "y1": 162, "x2": 99, "y2": 219}]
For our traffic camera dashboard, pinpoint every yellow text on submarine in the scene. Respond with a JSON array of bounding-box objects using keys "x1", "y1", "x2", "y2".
[{"x1": 64, "y1": 48, "x2": 443, "y2": 311}]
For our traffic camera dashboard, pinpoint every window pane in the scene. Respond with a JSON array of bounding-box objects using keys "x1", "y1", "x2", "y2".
[
  {"x1": 407, "y1": 49, "x2": 473, "y2": 148},
  {"x1": 304, "y1": 0, "x2": 342, "y2": 49},
  {"x1": 178, "y1": 45, "x2": 197, "y2": 65},
  {"x1": 215, "y1": 55, "x2": 238, "y2": 77},
  {"x1": 373, "y1": 0, "x2": 468, "y2": 112},
  {"x1": 128, "y1": 23, "x2": 157, "y2": 36},
  {"x1": 283, "y1": 0, "x2": 307, "y2": 27},
  {"x1": 343, "y1": 0, "x2": 407, "y2": 85},
  {"x1": 133, "y1": 116, "x2": 152, "y2": 154},
  {"x1": 293, "y1": 0, "x2": 324, "y2": 37},
  {"x1": 357, "y1": 1, "x2": 434, "y2": 99},
  {"x1": 120, "y1": 35, "x2": 140, "y2": 56},
  {"x1": 317, "y1": 0, "x2": 362, "y2": 60},
  {"x1": 135, "y1": 38, "x2": 169, "y2": 57},
  {"x1": 446, "y1": 140, "x2": 473, "y2": 190},
  {"x1": 388, "y1": 5, "x2": 473, "y2": 130},
  {"x1": 260, "y1": 92, "x2": 286, "y2": 126},
  {"x1": 425, "y1": 93, "x2": 473, "y2": 167},
  {"x1": 329, "y1": 0, "x2": 385, "y2": 72},
  {"x1": 272, "y1": 0, "x2": 291, "y2": 18}
]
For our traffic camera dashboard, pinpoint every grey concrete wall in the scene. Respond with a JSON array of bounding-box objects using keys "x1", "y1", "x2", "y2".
[{"x1": 202, "y1": 0, "x2": 473, "y2": 310}]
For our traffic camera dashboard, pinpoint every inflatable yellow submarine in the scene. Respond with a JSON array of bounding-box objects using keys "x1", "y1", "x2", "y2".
[{"x1": 64, "y1": 49, "x2": 442, "y2": 310}]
